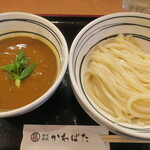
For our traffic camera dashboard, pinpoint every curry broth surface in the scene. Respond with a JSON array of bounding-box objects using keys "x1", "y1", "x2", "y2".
[{"x1": 0, "y1": 36, "x2": 59, "y2": 109}]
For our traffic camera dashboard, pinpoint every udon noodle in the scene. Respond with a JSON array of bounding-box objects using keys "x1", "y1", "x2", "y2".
[{"x1": 84, "y1": 34, "x2": 150, "y2": 126}]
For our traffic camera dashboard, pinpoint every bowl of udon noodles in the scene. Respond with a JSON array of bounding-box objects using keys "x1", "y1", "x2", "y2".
[
  {"x1": 69, "y1": 12, "x2": 150, "y2": 140},
  {"x1": 0, "y1": 12, "x2": 68, "y2": 117}
]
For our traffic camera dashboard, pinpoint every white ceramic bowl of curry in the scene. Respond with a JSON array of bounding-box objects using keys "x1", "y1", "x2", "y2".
[{"x1": 0, "y1": 12, "x2": 68, "y2": 117}]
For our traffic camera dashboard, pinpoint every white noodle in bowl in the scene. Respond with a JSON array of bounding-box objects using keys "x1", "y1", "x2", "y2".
[{"x1": 69, "y1": 12, "x2": 150, "y2": 140}]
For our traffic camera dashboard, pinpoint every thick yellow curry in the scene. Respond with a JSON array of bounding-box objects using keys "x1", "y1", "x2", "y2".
[{"x1": 0, "y1": 36, "x2": 59, "y2": 109}]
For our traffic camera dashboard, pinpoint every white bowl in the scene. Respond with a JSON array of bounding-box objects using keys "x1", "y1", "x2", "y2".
[
  {"x1": 69, "y1": 12, "x2": 150, "y2": 140},
  {"x1": 0, "y1": 12, "x2": 68, "y2": 117}
]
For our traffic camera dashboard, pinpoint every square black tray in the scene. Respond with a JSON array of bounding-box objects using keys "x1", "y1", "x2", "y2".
[{"x1": 0, "y1": 16, "x2": 149, "y2": 150}]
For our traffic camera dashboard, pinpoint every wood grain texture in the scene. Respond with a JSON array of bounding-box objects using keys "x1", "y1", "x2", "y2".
[{"x1": 0, "y1": 0, "x2": 124, "y2": 15}]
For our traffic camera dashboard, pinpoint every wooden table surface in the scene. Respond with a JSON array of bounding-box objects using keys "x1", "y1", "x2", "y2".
[{"x1": 0, "y1": 0, "x2": 124, "y2": 15}]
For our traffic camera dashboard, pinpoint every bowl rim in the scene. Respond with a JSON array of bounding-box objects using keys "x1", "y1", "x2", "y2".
[
  {"x1": 69, "y1": 12, "x2": 150, "y2": 140},
  {"x1": 0, "y1": 12, "x2": 68, "y2": 117}
]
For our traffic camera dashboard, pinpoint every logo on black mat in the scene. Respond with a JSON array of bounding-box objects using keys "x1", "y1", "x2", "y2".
[{"x1": 30, "y1": 132, "x2": 40, "y2": 142}]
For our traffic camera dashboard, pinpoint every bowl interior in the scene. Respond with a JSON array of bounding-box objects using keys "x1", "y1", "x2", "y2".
[{"x1": 69, "y1": 12, "x2": 150, "y2": 139}]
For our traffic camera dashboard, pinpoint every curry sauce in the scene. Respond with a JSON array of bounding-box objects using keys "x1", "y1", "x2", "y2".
[{"x1": 0, "y1": 36, "x2": 59, "y2": 109}]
